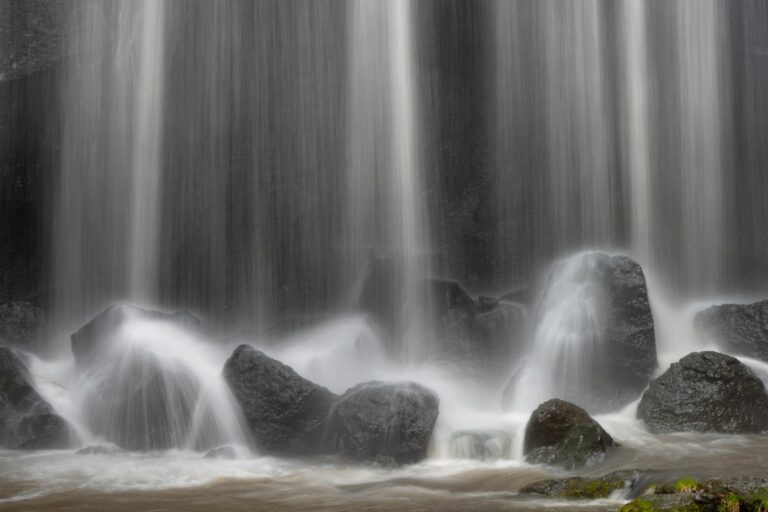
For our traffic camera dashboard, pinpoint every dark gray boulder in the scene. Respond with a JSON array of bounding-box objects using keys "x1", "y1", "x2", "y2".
[
  {"x1": 71, "y1": 304, "x2": 199, "y2": 370},
  {"x1": 70, "y1": 304, "x2": 202, "y2": 451},
  {"x1": 223, "y1": 344, "x2": 336, "y2": 456},
  {"x1": 0, "y1": 301, "x2": 45, "y2": 350},
  {"x1": 523, "y1": 399, "x2": 615, "y2": 470},
  {"x1": 695, "y1": 300, "x2": 768, "y2": 362},
  {"x1": 637, "y1": 351, "x2": 768, "y2": 434},
  {"x1": 505, "y1": 252, "x2": 656, "y2": 412},
  {"x1": 327, "y1": 381, "x2": 439, "y2": 465},
  {"x1": 0, "y1": 347, "x2": 72, "y2": 449}
]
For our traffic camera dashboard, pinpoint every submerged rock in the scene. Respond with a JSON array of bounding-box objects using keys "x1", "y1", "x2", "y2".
[
  {"x1": 449, "y1": 429, "x2": 512, "y2": 461},
  {"x1": 695, "y1": 300, "x2": 768, "y2": 362},
  {"x1": 523, "y1": 399, "x2": 615, "y2": 470},
  {"x1": 223, "y1": 344, "x2": 336, "y2": 456},
  {"x1": 70, "y1": 304, "x2": 204, "y2": 451},
  {"x1": 327, "y1": 381, "x2": 439, "y2": 465},
  {"x1": 204, "y1": 445, "x2": 237, "y2": 459},
  {"x1": 0, "y1": 301, "x2": 45, "y2": 350},
  {"x1": 76, "y1": 444, "x2": 124, "y2": 456},
  {"x1": 0, "y1": 347, "x2": 72, "y2": 449},
  {"x1": 637, "y1": 351, "x2": 768, "y2": 434}
]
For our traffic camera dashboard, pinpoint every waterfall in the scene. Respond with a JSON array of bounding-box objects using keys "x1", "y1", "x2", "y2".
[
  {"x1": 621, "y1": 0, "x2": 652, "y2": 271},
  {"x1": 55, "y1": 1, "x2": 166, "y2": 327},
  {"x1": 127, "y1": 1, "x2": 165, "y2": 303},
  {"x1": 347, "y1": 0, "x2": 432, "y2": 362},
  {"x1": 676, "y1": 0, "x2": 727, "y2": 294}
]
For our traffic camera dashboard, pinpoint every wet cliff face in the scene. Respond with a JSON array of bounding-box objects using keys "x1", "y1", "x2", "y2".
[
  {"x1": 3, "y1": 1, "x2": 768, "y2": 337},
  {"x1": 0, "y1": 1, "x2": 66, "y2": 305}
]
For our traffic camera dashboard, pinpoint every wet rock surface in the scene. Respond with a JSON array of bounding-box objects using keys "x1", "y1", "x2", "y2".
[
  {"x1": 0, "y1": 300, "x2": 44, "y2": 350},
  {"x1": 637, "y1": 351, "x2": 768, "y2": 434},
  {"x1": 326, "y1": 381, "x2": 439, "y2": 465},
  {"x1": 695, "y1": 300, "x2": 768, "y2": 362},
  {"x1": 223, "y1": 344, "x2": 337, "y2": 456},
  {"x1": 0, "y1": 346, "x2": 72, "y2": 449},
  {"x1": 523, "y1": 399, "x2": 615, "y2": 470},
  {"x1": 521, "y1": 470, "x2": 643, "y2": 498},
  {"x1": 71, "y1": 304, "x2": 199, "y2": 369},
  {"x1": 70, "y1": 305, "x2": 203, "y2": 451}
]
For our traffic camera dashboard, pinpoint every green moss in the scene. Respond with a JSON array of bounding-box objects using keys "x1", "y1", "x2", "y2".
[
  {"x1": 744, "y1": 488, "x2": 768, "y2": 512},
  {"x1": 618, "y1": 498, "x2": 701, "y2": 512},
  {"x1": 620, "y1": 499, "x2": 657, "y2": 512},
  {"x1": 718, "y1": 492, "x2": 740, "y2": 512},
  {"x1": 564, "y1": 477, "x2": 625, "y2": 498},
  {"x1": 675, "y1": 478, "x2": 700, "y2": 494}
]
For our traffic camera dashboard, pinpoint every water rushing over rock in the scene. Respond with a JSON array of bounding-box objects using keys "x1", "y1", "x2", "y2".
[
  {"x1": 69, "y1": 306, "x2": 248, "y2": 451},
  {"x1": 506, "y1": 253, "x2": 656, "y2": 413}
]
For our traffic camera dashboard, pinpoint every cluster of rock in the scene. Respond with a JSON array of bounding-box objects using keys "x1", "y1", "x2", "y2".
[
  {"x1": 223, "y1": 343, "x2": 439, "y2": 464},
  {"x1": 358, "y1": 252, "x2": 528, "y2": 381}
]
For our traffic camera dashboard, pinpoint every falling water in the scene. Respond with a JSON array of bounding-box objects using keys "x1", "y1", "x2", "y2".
[
  {"x1": 55, "y1": 1, "x2": 167, "y2": 327},
  {"x1": 347, "y1": 0, "x2": 432, "y2": 362},
  {"x1": 541, "y1": 1, "x2": 614, "y2": 252},
  {"x1": 621, "y1": 0, "x2": 652, "y2": 270},
  {"x1": 676, "y1": 0, "x2": 727, "y2": 294},
  {"x1": 127, "y1": 1, "x2": 164, "y2": 303}
]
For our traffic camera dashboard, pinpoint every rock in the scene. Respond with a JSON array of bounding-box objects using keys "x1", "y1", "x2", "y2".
[
  {"x1": 223, "y1": 344, "x2": 336, "y2": 456},
  {"x1": 326, "y1": 381, "x2": 439, "y2": 465},
  {"x1": 70, "y1": 304, "x2": 202, "y2": 451},
  {"x1": 637, "y1": 351, "x2": 768, "y2": 434},
  {"x1": 505, "y1": 252, "x2": 656, "y2": 412},
  {"x1": 0, "y1": 347, "x2": 72, "y2": 449},
  {"x1": 0, "y1": 301, "x2": 45, "y2": 350},
  {"x1": 521, "y1": 470, "x2": 642, "y2": 498},
  {"x1": 449, "y1": 429, "x2": 512, "y2": 461},
  {"x1": 523, "y1": 399, "x2": 615, "y2": 470},
  {"x1": 695, "y1": 300, "x2": 768, "y2": 362},
  {"x1": 71, "y1": 304, "x2": 199, "y2": 370},
  {"x1": 204, "y1": 445, "x2": 237, "y2": 459}
]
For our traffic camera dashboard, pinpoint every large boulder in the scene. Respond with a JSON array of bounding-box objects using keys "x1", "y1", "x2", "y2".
[
  {"x1": 326, "y1": 381, "x2": 439, "y2": 465},
  {"x1": 505, "y1": 252, "x2": 656, "y2": 412},
  {"x1": 637, "y1": 351, "x2": 768, "y2": 433},
  {"x1": 223, "y1": 344, "x2": 336, "y2": 456},
  {"x1": 523, "y1": 399, "x2": 615, "y2": 470},
  {"x1": 0, "y1": 347, "x2": 72, "y2": 449},
  {"x1": 71, "y1": 304, "x2": 202, "y2": 451},
  {"x1": 695, "y1": 300, "x2": 768, "y2": 362},
  {"x1": 0, "y1": 301, "x2": 45, "y2": 350}
]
